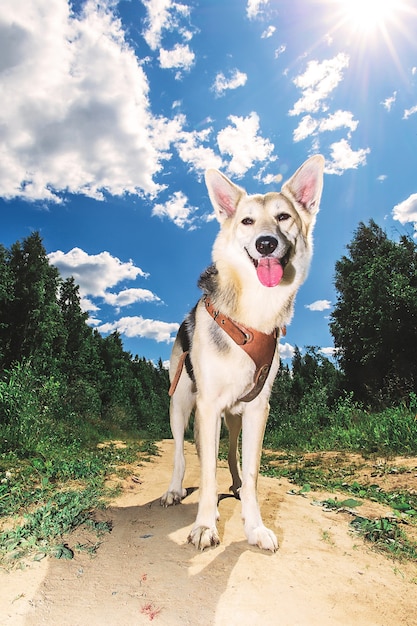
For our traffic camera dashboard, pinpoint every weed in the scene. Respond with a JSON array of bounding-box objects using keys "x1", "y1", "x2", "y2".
[
  {"x1": 350, "y1": 516, "x2": 417, "y2": 560},
  {"x1": 321, "y1": 530, "x2": 335, "y2": 545},
  {"x1": 259, "y1": 451, "x2": 417, "y2": 562},
  {"x1": 138, "y1": 440, "x2": 160, "y2": 458},
  {"x1": 0, "y1": 439, "x2": 150, "y2": 565},
  {"x1": 74, "y1": 541, "x2": 103, "y2": 556},
  {"x1": 264, "y1": 393, "x2": 417, "y2": 454}
]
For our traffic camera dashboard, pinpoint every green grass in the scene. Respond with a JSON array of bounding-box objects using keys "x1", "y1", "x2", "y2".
[
  {"x1": 350, "y1": 516, "x2": 417, "y2": 561},
  {"x1": 265, "y1": 393, "x2": 417, "y2": 455},
  {"x1": 258, "y1": 451, "x2": 417, "y2": 562},
  {"x1": 0, "y1": 439, "x2": 158, "y2": 565}
]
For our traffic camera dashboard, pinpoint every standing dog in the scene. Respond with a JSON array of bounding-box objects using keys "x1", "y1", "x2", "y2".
[{"x1": 161, "y1": 155, "x2": 324, "y2": 551}]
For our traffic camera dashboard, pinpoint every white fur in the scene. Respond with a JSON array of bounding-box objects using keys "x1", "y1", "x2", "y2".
[{"x1": 161, "y1": 155, "x2": 324, "y2": 551}]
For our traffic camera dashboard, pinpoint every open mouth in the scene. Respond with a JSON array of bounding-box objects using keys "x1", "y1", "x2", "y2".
[{"x1": 245, "y1": 248, "x2": 290, "y2": 287}]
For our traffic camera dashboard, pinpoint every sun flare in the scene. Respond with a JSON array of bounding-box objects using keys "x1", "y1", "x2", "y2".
[{"x1": 337, "y1": 0, "x2": 398, "y2": 34}]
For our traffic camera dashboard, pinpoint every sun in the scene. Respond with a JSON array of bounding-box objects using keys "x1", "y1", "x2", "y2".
[{"x1": 335, "y1": 0, "x2": 400, "y2": 35}]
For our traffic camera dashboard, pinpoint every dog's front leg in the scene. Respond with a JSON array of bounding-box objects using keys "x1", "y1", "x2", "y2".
[
  {"x1": 188, "y1": 398, "x2": 221, "y2": 550},
  {"x1": 161, "y1": 377, "x2": 195, "y2": 507},
  {"x1": 240, "y1": 400, "x2": 278, "y2": 552}
]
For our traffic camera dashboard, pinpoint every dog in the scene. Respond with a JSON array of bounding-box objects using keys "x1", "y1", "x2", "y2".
[{"x1": 161, "y1": 155, "x2": 325, "y2": 551}]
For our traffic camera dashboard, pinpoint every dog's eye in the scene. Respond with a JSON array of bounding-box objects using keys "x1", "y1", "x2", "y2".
[
  {"x1": 277, "y1": 213, "x2": 291, "y2": 222},
  {"x1": 241, "y1": 217, "x2": 254, "y2": 226}
]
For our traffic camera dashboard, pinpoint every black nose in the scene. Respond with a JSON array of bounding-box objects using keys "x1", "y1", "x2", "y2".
[{"x1": 255, "y1": 236, "x2": 278, "y2": 256}]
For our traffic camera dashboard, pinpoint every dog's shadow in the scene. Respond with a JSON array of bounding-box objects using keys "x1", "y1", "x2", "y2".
[
  {"x1": 30, "y1": 486, "x2": 274, "y2": 624},
  {"x1": 137, "y1": 487, "x2": 273, "y2": 621}
]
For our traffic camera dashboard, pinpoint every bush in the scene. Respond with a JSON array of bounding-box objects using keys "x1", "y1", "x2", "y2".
[
  {"x1": 265, "y1": 391, "x2": 417, "y2": 454},
  {"x1": 0, "y1": 363, "x2": 106, "y2": 457}
]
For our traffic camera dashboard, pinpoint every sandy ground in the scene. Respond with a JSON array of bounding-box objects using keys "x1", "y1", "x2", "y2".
[{"x1": 1, "y1": 439, "x2": 417, "y2": 626}]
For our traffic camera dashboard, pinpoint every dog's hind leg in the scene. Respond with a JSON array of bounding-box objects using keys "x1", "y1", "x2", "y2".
[
  {"x1": 224, "y1": 410, "x2": 242, "y2": 498},
  {"x1": 161, "y1": 373, "x2": 195, "y2": 507},
  {"x1": 240, "y1": 399, "x2": 278, "y2": 552}
]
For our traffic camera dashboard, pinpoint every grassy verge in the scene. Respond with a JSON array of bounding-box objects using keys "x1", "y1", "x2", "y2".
[
  {"x1": 265, "y1": 394, "x2": 417, "y2": 455},
  {"x1": 259, "y1": 450, "x2": 417, "y2": 562},
  {"x1": 0, "y1": 440, "x2": 158, "y2": 566}
]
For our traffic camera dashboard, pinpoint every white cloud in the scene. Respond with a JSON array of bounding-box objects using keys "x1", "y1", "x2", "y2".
[
  {"x1": 217, "y1": 112, "x2": 275, "y2": 177},
  {"x1": 81, "y1": 297, "x2": 100, "y2": 313},
  {"x1": 141, "y1": 0, "x2": 191, "y2": 51},
  {"x1": 152, "y1": 190, "x2": 198, "y2": 228},
  {"x1": 382, "y1": 91, "x2": 397, "y2": 112},
  {"x1": 289, "y1": 54, "x2": 364, "y2": 165},
  {"x1": 320, "y1": 347, "x2": 338, "y2": 358},
  {"x1": 49, "y1": 247, "x2": 177, "y2": 340},
  {"x1": 325, "y1": 139, "x2": 370, "y2": 175},
  {"x1": 97, "y1": 316, "x2": 179, "y2": 343},
  {"x1": 261, "y1": 25, "x2": 276, "y2": 39},
  {"x1": 392, "y1": 193, "x2": 417, "y2": 233},
  {"x1": 293, "y1": 116, "x2": 319, "y2": 142},
  {"x1": 289, "y1": 53, "x2": 350, "y2": 117},
  {"x1": 293, "y1": 110, "x2": 358, "y2": 142},
  {"x1": 404, "y1": 104, "x2": 417, "y2": 120},
  {"x1": 279, "y1": 342, "x2": 295, "y2": 360},
  {"x1": 305, "y1": 300, "x2": 332, "y2": 312},
  {"x1": 174, "y1": 127, "x2": 223, "y2": 174},
  {"x1": 159, "y1": 43, "x2": 195, "y2": 72},
  {"x1": 212, "y1": 69, "x2": 248, "y2": 97},
  {"x1": 274, "y1": 44, "x2": 286, "y2": 59},
  {"x1": 412, "y1": 67, "x2": 417, "y2": 75},
  {"x1": 48, "y1": 248, "x2": 149, "y2": 299},
  {"x1": 104, "y1": 288, "x2": 161, "y2": 307},
  {"x1": 377, "y1": 174, "x2": 387, "y2": 182},
  {"x1": 319, "y1": 110, "x2": 358, "y2": 133},
  {"x1": 0, "y1": 0, "x2": 187, "y2": 202},
  {"x1": 247, "y1": 0, "x2": 270, "y2": 19},
  {"x1": 150, "y1": 114, "x2": 186, "y2": 153}
]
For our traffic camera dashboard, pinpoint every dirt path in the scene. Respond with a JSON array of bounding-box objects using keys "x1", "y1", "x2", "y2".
[{"x1": 2, "y1": 440, "x2": 417, "y2": 626}]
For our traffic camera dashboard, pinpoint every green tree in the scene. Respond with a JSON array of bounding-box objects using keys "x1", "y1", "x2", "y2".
[
  {"x1": 268, "y1": 348, "x2": 341, "y2": 435},
  {"x1": 5, "y1": 232, "x2": 64, "y2": 373},
  {"x1": 0, "y1": 244, "x2": 13, "y2": 368},
  {"x1": 330, "y1": 220, "x2": 417, "y2": 405},
  {"x1": 58, "y1": 277, "x2": 98, "y2": 379},
  {"x1": 0, "y1": 231, "x2": 173, "y2": 444}
]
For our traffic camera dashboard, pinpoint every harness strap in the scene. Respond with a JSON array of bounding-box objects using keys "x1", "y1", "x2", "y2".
[
  {"x1": 168, "y1": 297, "x2": 285, "y2": 402},
  {"x1": 168, "y1": 350, "x2": 189, "y2": 397},
  {"x1": 204, "y1": 297, "x2": 279, "y2": 402}
]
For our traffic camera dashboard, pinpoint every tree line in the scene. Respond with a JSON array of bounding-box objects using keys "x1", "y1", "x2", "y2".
[
  {"x1": 0, "y1": 232, "x2": 170, "y2": 455},
  {"x1": 1, "y1": 221, "x2": 416, "y2": 456},
  {"x1": 267, "y1": 220, "x2": 417, "y2": 435}
]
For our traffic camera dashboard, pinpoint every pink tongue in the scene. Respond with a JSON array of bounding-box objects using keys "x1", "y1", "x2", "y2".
[{"x1": 256, "y1": 258, "x2": 284, "y2": 287}]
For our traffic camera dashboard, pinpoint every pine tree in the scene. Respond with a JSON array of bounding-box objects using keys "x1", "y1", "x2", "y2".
[
  {"x1": 0, "y1": 244, "x2": 13, "y2": 368},
  {"x1": 6, "y1": 232, "x2": 64, "y2": 373}
]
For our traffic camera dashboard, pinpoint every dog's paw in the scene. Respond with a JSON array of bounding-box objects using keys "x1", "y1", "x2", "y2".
[
  {"x1": 160, "y1": 488, "x2": 186, "y2": 507},
  {"x1": 188, "y1": 525, "x2": 220, "y2": 550},
  {"x1": 247, "y1": 525, "x2": 278, "y2": 552}
]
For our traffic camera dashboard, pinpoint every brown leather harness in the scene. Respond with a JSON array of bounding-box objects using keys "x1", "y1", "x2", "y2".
[{"x1": 168, "y1": 296, "x2": 285, "y2": 402}]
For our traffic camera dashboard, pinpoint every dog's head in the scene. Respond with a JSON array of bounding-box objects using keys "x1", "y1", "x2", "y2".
[{"x1": 205, "y1": 155, "x2": 324, "y2": 288}]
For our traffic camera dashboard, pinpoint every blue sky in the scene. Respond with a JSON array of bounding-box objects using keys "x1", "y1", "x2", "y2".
[{"x1": 1, "y1": 0, "x2": 417, "y2": 366}]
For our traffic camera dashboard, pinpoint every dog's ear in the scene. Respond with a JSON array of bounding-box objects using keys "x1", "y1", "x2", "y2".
[
  {"x1": 281, "y1": 155, "x2": 325, "y2": 214},
  {"x1": 205, "y1": 169, "x2": 245, "y2": 222}
]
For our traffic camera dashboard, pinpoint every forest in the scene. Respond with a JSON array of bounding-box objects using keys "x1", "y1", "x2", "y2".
[{"x1": 1, "y1": 222, "x2": 417, "y2": 459}]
